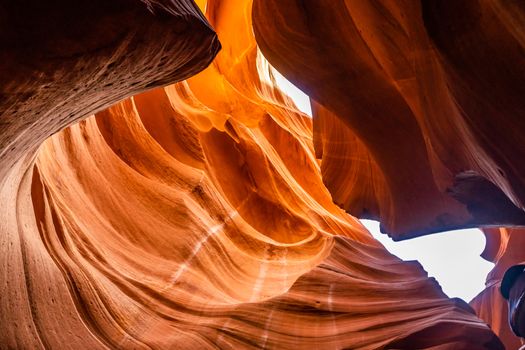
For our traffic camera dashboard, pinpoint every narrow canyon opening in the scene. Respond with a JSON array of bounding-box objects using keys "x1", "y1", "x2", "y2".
[{"x1": 273, "y1": 63, "x2": 495, "y2": 304}]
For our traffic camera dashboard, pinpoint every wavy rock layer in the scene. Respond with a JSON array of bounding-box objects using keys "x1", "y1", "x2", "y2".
[
  {"x1": 253, "y1": 0, "x2": 525, "y2": 239},
  {"x1": 0, "y1": 0, "x2": 513, "y2": 349}
]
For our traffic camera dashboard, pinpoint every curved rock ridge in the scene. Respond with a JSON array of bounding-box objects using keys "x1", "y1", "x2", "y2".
[
  {"x1": 0, "y1": 0, "x2": 510, "y2": 348},
  {"x1": 0, "y1": 0, "x2": 219, "y2": 348},
  {"x1": 0, "y1": 0, "x2": 219, "y2": 179},
  {"x1": 253, "y1": 0, "x2": 525, "y2": 239}
]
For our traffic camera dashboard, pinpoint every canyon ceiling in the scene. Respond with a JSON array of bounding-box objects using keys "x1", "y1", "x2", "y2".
[{"x1": 1, "y1": 0, "x2": 525, "y2": 349}]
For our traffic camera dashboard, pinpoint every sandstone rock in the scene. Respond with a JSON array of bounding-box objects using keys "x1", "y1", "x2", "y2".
[{"x1": 1, "y1": 0, "x2": 518, "y2": 348}]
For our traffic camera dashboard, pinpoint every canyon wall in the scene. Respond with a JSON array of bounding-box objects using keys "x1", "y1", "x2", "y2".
[{"x1": 2, "y1": 0, "x2": 524, "y2": 349}]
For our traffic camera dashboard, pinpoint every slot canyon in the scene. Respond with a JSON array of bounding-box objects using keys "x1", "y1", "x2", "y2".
[{"x1": 1, "y1": 0, "x2": 525, "y2": 349}]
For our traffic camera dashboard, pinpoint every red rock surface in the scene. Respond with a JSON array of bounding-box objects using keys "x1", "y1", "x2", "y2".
[{"x1": 0, "y1": 0, "x2": 522, "y2": 349}]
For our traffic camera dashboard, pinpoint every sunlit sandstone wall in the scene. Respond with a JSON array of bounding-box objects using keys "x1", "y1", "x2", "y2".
[{"x1": 0, "y1": 0, "x2": 518, "y2": 349}]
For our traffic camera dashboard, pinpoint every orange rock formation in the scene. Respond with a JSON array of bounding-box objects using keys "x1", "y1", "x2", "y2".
[{"x1": 1, "y1": 0, "x2": 523, "y2": 349}]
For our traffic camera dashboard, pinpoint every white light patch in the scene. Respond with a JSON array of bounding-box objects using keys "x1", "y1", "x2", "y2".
[
  {"x1": 361, "y1": 219, "x2": 494, "y2": 302},
  {"x1": 271, "y1": 67, "x2": 312, "y2": 117}
]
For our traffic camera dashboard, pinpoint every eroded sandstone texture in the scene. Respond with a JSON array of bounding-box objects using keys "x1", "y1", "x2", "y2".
[{"x1": 0, "y1": 0, "x2": 523, "y2": 349}]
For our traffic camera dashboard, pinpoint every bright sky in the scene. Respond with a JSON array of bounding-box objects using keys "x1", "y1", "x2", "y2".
[
  {"x1": 360, "y1": 220, "x2": 493, "y2": 302},
  {"x1": 271, "y1": 64, "x2": 493, "y2": 302},
  {"x1": 272, "y1": 68, "x2": 312, "y2": 116}
]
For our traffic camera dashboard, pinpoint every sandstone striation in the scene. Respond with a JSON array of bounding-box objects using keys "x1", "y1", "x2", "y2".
[{"x1": 0, "y1": 0, "x2": 521, "y2": 349}]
